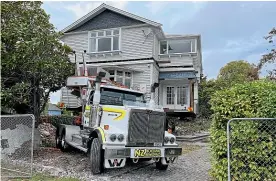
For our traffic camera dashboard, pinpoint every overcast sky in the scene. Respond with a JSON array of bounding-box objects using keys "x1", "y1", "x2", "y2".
[{"x1": 42, "y1": 1, "x2": 276, "y2": 104}]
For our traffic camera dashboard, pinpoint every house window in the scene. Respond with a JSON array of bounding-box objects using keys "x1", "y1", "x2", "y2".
[
  {"x1": 108, "y1": 70, "x2": 132, "y2": 88},
  {"x1": 88, "y1": 29, "x2": 120, "y2": 53},
  {"x1": 159, "y1": 39, "x2": 196, "y2": 54}
]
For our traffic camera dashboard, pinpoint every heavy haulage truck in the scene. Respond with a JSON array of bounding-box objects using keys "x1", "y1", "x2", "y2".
[{"x1": 55, "y1": 69, "x2": 182, "y2": 174}]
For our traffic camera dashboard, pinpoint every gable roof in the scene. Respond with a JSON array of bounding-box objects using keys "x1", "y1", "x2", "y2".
[{"x1": 62, "y1": 3, "x2": 162, "y2": 33}]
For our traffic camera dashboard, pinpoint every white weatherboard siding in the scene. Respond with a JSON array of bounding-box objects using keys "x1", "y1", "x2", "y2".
[
  {"x1": 61, "y1": 26, "x2": 154, "y2": 64},
  {"x1": 158, "y1": 56, "x2": 194, "y2": 67},
  {"x1": 121, "y1": 26, "x2": 154, "y2": 59},
  {"x1": 127, "y1": 63, "x2": 151, "y2": 101}
]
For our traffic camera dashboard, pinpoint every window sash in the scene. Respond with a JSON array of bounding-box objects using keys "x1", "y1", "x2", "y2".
[
  {"x1": 109, "y1": 70, "x2": 132, "y2": 88},
  {"x1": 159, "y1": 39, "x2": 196, "y2": 54},
  {"x1": 88, "y1": 29, "x2": 120, "y2": 53}
]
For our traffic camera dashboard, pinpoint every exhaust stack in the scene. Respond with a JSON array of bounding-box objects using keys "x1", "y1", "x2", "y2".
[{"x1": 92, "y1": 72, "x2": 106, "y2": 106}]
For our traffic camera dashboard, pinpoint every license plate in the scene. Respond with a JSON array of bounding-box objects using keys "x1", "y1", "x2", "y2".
[{"x1": 134, "y1": 149, "x2": 161, "y2": 157}]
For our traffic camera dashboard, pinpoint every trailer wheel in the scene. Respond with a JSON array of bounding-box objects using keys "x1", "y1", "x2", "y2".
[
  {"x1": 60, "y1": 132, "x2": 70, "y2": 152},
  {"x1": 156, "y1": 159, "x2": 168, "y2": 170},
  {"x1": 90, "y1": 138, "x2": 104, "y2": 174}
]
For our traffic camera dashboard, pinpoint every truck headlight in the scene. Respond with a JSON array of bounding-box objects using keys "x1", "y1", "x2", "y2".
[
  {"x1": 110, "y1": 134, "x2": 117, "y2": 142},
  {"x1": 164, "y1": 137, "x2": 169, "y2": 143},
  {"x1": 170, "y1": 137, "x2": 175, "y2": 144},
  {"x1": 117, "y1": 134, "x2": 124, "y2": 142}
]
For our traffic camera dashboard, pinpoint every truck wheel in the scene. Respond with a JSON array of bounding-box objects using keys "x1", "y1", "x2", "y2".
[
  {"x1": 156, "y1": 160, "x2": 168, "y2": 170},
  {"x1": 55, "y1": 131, "x2": 61, "y2": 149},
  {"x1": 60, "y1": 132, "x2": 70, "y2": 152},
  {"x1": 90, "y1": 138, "x2": 104, "y2": 174}
]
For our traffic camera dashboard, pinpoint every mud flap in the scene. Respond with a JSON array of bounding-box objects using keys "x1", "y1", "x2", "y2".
[
  {"x1": 104, "y1": 158, "x2": 126, "y2": 168},
  {"x1": 164, "y1": 157, "x2": 177, "y2": 164}
]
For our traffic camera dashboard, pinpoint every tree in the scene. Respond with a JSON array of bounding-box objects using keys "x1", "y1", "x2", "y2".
[
  {"x1": 1, "y1": 2, "x2": 74, "y2": 119},
  {"x1": 198, "y1": 60, "x2": 259, "y2": 118},
  {"x1": 198, "y1": 76, "x2": 218, "y2": 118},
  {"x1": 258, "y1": 27, "x2": 276, "y2": 80},
  {"x1": 217, "y1": 60, "x2": 259, "y2": 88}
]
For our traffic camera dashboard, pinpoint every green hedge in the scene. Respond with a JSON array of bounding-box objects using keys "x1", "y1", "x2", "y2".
[
  {"x1": 209, "y1": 80, "x2": 276, "y2": 180},
  {"x1": 40, "y1": 115, "x2": 76, "y2": 128}
]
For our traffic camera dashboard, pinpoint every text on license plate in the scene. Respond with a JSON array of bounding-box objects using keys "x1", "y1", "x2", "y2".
[{"x1": 134, "y1": 149, "x2": 161, "y2": 157}]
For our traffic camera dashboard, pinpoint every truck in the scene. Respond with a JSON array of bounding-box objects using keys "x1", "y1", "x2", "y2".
[{"x1": 55, "y1": 69, "x2": 182, "y2": 174}]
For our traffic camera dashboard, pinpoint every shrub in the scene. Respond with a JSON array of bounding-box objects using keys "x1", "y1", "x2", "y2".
[
  {"x1": 209, "y1": 80, "x2": 276, "y2": 180},
  {"x1": 40, "y1": 115, "x2": 76, "y2": 128}
]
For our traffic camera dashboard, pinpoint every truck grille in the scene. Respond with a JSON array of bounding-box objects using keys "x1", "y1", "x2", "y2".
[{"x1": 127, "y1": 109, "x2": 166, "y2": 147}]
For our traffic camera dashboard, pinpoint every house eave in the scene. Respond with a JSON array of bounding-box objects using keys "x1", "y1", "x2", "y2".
[{"x1": 61, "y1": 3, "x2": 162, "y2": 33}]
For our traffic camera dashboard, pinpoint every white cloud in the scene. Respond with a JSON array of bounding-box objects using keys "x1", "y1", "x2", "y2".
[
  {"x1": 145, "y1": 1, "x2": 169, "y2": 15},
  {"x1": 145, "y1": 1, "x2": 206, "y2": 29},
  {"x1": 50, "y1": 90, "x2": 61, "y2": 104},
  {"x1": 65, "y1": 1, "x2": 128, "y2": 20}
]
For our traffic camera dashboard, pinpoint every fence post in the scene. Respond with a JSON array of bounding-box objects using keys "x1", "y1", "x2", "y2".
[{"x1": 227, "y1": 119, "x2": 233, "y2": 181}]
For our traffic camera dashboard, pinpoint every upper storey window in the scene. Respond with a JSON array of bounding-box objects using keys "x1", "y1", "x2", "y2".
[
  {"x1": 88, "y1": 29, "x2": 120, "y2": 53},
  {"x1": 160, "y1": 39, "x2": 196, "y2": 54}
]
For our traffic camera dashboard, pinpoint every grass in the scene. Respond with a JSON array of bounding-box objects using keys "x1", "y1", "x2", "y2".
[
  {"x1": 180, "y1": 144, "x2": 202, "y2": 155},
  {"x1": 4, "y1": 173, "x2": 80, "y2": 181}
]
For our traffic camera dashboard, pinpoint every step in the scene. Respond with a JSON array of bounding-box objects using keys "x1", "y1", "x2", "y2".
[{"x1": 67, "y1": 141, "x2": 88, "y2": 153}]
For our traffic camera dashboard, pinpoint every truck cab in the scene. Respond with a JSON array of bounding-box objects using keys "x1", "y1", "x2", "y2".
[{"x1": 56, "y1": 72, "x2": 182, "y2": 174}]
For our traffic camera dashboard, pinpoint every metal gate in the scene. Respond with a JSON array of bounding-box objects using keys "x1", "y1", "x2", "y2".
[
  {"x1": 227, "y1": 118, "x2": 276, "y2": 181},
  {"x1": 1, "y1": 114, "x2": 35, "y2": 178}
]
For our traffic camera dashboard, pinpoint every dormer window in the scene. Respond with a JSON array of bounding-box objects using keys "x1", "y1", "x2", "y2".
[
  {"x1": 88, "y1": 28, "x2": 120, "y2": 53},
  {"x1": 159, "y1": 39, "x2": 196, "y2": 54}
]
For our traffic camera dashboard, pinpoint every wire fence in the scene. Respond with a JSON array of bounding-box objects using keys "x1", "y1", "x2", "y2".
[
  {"x1": 1, "y1": 114, "x2": 35, "y2": 178},
  {"x1": 227, "y1": 118, "x2": 276, "y2": 181}
]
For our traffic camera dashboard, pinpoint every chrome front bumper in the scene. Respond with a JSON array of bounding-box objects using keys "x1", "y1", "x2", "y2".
[{"x1": 104, "y1": 146, "x2": 182, "y2": 159}]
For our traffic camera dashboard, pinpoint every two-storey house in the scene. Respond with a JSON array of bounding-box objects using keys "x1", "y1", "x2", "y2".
[{"x1": 60, "y1": 3, "x2": 202, "y2": 115}]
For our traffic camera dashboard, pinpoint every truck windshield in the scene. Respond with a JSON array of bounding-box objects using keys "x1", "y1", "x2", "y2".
[{"x1": 99, "y1": 87, "x2": 145, "y2": 106}]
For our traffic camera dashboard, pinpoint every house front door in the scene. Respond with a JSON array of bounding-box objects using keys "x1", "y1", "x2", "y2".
[{"x1": 164, "y1": 86, "x2": 189, "y2": 110}]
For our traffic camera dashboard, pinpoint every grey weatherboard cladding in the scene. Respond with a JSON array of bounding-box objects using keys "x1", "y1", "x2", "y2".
[{"x1": 66, "y1": 10, "x2": 145, "y2": 33}]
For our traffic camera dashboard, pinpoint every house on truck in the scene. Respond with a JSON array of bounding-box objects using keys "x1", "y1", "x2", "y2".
[{"x1": 60, "y1": 3, "x2": 202, "y2": 117}]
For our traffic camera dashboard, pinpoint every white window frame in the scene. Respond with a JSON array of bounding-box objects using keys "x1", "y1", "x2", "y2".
[
  {"x1": 108, "y1": 70, "x2": 132, "y2": 88},
  {"x1": 159, "y1": 39, "x2": 197, "y2": 55},
  {"x1": 88, "y1": 28, "x2": 121, "y2": 53}
]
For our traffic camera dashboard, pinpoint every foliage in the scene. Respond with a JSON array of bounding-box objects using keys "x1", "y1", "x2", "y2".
[
  {"x1": 173, "y1": 117, "x2": 211, "y2": 136},
  {"x1": 1, "y1": 2, "x2": 74, "y2": 118},
  {"x1": 209, "y1": 80, "x2": 276, "y2": 180},
  {"x1": 198, "y1": 61, "x2": 259, "y2": 118},
  {"x1": 40, "y1": 115, "x2": 76, "y2": 128},
  {"x1": 198, "y1": 76, "x2": 218, "y2": 118},
  {"x1": 217, "y1": 60, "x2": 259, "y2": 88},
  {"x1": 258, "y1": 27, "x2": 276, "y2": 80}
]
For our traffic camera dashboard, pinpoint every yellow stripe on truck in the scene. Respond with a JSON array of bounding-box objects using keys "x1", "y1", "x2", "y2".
[
  {"x1": 85, "y1": 105, "x2": 91, "y2": 110},
  {"x1": 102, "y1": 107, "x2": 126, "y2": 121},
  {"x1": 97, "y1": 127, "x2": 106, "y2": 143}
]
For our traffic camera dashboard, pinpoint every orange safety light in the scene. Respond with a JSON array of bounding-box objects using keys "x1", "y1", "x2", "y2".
[
  {"x1": 59, "y1": 102, "x2": 65, "y2": 108},
  {"x1": 104, "y1": 125, "x2": 109, "y2": 130},
  {"x1": 187, "y1": 107, "x2": 193, "y2": 112}
]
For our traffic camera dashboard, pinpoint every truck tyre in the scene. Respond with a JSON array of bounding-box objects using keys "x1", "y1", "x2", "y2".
[
  {"x1": 60, "y1": 132, "x2": 70, "y2": 152},
  {"x1": 156, "y1": 160, "x2": 168, "y2": 170},
  {"x1": 90, "y1": 138, "x2": 104, "y2": 174},
  {"x1": 55, "y1": 132, "x2": 61, "y2": 149}
]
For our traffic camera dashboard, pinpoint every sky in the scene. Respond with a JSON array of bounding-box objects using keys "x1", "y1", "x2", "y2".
[{"x1": 42, "y1": 1, "x2": 276, "y2": 104}]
